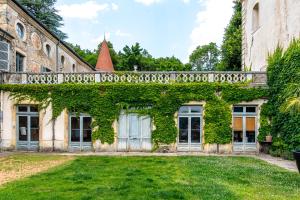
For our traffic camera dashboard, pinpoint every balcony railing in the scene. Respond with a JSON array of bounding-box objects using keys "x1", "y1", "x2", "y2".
[{"x1": 0, "y1": 71, "x2": 267, "y2": 86}]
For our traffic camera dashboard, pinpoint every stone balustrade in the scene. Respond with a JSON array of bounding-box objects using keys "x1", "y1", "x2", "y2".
[{"x1": 0, "y1": 71, "x2": 267, "y2": 86}]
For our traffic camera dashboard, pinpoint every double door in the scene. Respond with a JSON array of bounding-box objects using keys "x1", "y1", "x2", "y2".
[
  {"x1": 118, "y1": 113, "x2": 152, "y2": 151},
  {"x1": 17, "y1": 106, "x2": 39, "y2": 151},
  {"x1": 69, "y1": 115, "x2": 92, "y2": 151}
]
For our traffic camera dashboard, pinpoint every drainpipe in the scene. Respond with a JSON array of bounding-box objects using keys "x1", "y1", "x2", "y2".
[{"x1": 52, "y1": 118, "x2": 56, "y2": 152}]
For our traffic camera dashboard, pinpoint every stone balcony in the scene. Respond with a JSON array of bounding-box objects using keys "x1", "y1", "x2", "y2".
[{"x1": 0, "y1": 71, "x2": 267, "y2": 86}]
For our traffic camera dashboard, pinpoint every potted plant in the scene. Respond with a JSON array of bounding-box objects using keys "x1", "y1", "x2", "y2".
[{"x1": 266, "y1": 134, "x2": 272, "y2": 143}]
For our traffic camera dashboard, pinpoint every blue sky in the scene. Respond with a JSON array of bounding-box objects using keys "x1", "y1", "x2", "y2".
[{"x1": 56, "y1": 0, "x2": 234, "y2": 63}]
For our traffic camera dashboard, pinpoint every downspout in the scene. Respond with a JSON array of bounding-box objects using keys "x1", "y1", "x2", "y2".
[{"x1": 52, "y1": 117, "x2": 56, "y2": 152}]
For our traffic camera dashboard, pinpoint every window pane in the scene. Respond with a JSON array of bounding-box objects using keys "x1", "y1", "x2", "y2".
[
  {"x1": 233, "y1": 117, "x2": 243, "y2": 131},
  {"x1": 191, "y1": 117, "x2": 201, "y2": 143},
  {"x1": 71, "y1": 130, "x2": 80, "y2": 142},
  {"x1": 179, "y1": 117, "x2": 188, "y2": 143},
  {"x1": 234, "y1": 131, "x2": 243, "y2": 143},
  {"x1": 179, "y1": 106, "x2": 189, "y2": 113},
  {"x1": 83, "y1": 117, "x2": 91, "y2": 129},
  {"x1": 71, "y1": 117, "x2": 80, "y2": 129},
  {"x1": 30, "y1": 116, "x2": 39, "y2": 141},
  {"x1": 18, "y1": 106, "x2": 28, "y2": 112},
  {"x1": 233, "y1": 107, "x2": 243, "y2": 113},
  {"x1": 246, "y1": 107, "x2": 256, "y2": 113},
  {"x1": 30, "y1": 106, "x2": 38, "y2": 112},
  {"x1": 246, "y1": 131, "x2": 256, "y2": 143},
  {"x1": 191, "y1": 106, "x2": 202, "y2": 113},
  {"x1": 19, "y1": 116, "x2": 27, "y2": 141},
  {"x1": 83, "y1": 130, "x2": 92, "y2": 142}
]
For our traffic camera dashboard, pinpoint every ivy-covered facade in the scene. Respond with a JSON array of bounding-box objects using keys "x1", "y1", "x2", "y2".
[{"x1": 0, "y1": 82, "x2": 268, "y2": 153}]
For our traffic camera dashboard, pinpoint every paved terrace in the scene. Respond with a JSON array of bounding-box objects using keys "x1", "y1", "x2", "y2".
[{"x1": 0, "y1": 71, "x2": 267, "y2": 86}]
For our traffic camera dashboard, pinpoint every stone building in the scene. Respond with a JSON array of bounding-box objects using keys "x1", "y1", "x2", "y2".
[
  {"x1": 242, "y1": 0, "x2": 300, "y2": 71},
  {"x1": 0, "y1": 0, "x2": 269, "y2": 153}
]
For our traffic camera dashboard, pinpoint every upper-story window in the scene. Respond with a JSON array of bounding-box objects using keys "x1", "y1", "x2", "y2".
[
  {"x1": 252, "y1": 3, "x2": 260, "y2": 32},
  {"x1": 61, "y1": 56, "x2": 65, "y2": 71},
  {"x1": 16, "y1": 23, "x2": 25, "y2": 39},
  {"x1": 16, "y1": 52, "x2": 25, "y2": 72},
  {"x1": 46, "y1": 44, "x2": 51, "y2": 58},
  {"x1": 72, "y1": 64, "x2": 76, "y2": 72}
]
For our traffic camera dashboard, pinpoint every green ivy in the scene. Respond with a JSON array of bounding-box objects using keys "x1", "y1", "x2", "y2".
[{"x1": 0, "y1": 82, "x2": 267, "y2": 147}]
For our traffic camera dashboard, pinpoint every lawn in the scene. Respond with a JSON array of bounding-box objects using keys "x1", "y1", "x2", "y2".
[{"x1": 0, "y1": 155, "x2": 299, "y2": 200}]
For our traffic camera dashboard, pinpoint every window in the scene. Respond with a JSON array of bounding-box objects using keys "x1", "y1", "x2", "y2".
[
  {"x1": 41, "y1": 66, "x2": 51, "y2": 73},
  {"x1": 16, "y1": 105, "x2": 39, "y2": 150},
  {"x1": 233, "y1": 106, "x2": 257, "y2": 144},
  {"x1": 178, "y1": 106, "x2": 202, "y2": 151},
  {"x1": 16, "y1": 52, "x2": 24, "y2": 72},
  {"x1": 69, "y1": 114, "x2": 92, "y2": 151},
  {"x1": 16, "y1": 23, "x2": 25, "y2": 39},
  {"x1": 60, "y1": 56, "x2": 65, "y2": 71},
  {"x1": 45, "y1": 44, "x2": 51, "y2": 57},
  {"x1": 252, "y1": 3, "x2": 260, "y2": 32},
  {"x1": 72, "y1": 64, "x2": 76, "y2": 72},
  {"x1": 0, "y1": 41, "x2": 9, "y2": 71}
]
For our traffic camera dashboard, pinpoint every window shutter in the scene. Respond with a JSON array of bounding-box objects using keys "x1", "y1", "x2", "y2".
[{"x1": 0, "y1": 41, "x2": 9, "y2": 71}]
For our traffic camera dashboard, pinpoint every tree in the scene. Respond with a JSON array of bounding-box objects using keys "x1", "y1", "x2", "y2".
[
  {"x1": 18, "y1": 0, "x2": 67, "y2": 40},
  {"x1": 219, "y1": 0, "x2": 242, "y2": 71},
  {"x1": 189, "y1": 42, "x2": 220, "y2": 71}
]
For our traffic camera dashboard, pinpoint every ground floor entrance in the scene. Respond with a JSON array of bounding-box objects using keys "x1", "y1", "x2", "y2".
[
  {"x1": 69, "y1": 114, "x2": 92, "y2": 151},
  {"x1": 117, "y1": 113, "x2": 152, "y2": 151},
  {"x1": 178, "y1": 106, "x2": 202, "y2": 151},
  {"x1": 16, "y1": 105, "x2": 39, "y2": 151}
]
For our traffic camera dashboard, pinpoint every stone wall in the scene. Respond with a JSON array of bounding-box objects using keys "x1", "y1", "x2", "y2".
[
  {"x1": 242, "y1": 0, "x2": 300, "y2": 71},
  {"x1": 0, "y1": 0, "x2": 93, "y2": 73}
]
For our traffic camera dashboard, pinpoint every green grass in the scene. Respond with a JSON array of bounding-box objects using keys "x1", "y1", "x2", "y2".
[{"x1": 0, "y1": 156, "x2": 299, "y2": 200}]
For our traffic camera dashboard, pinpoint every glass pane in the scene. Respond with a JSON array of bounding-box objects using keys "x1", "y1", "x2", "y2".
[
  {"x1": 71, "y1": 117, "x2": 80, "y2": 129},
  {"x1": 18, "y1": 116, "x2": 28, "y2": 141},
  {"x1": 18, "y1": 106, "x2": 28, "y2": 112},
  {"x1": 233, "y1": 107, "x2": 243, "y2": 113},
  {"x1": 179, "y1": 117, "x2": 188, "y2": 143},
  {"x1": 83, "y1": 130, "x2": 92, "y2": 142},
  {"x1": 191, "y1": 117, "x2": 201, "y2": 143},
  {"x1": 83, "y1": 117, "x2": 91, "y2": 129},
  {"x1": 71, "y1": 130, "x2": 80, "y2": 142},
  {"x1": 179, "y1": 106, "x2": 189, "y2": 113},
  {"x1": 191, "y1": 106, "x2": 202, "y2": 113},
  {"x1": 129, "y1": 115, "x2": 139, "y2": 138},
  {"x1": 233, "y1": 117, "x2": 243, "y2": 131},
  {"x1": 234, "y1": 131, "x2": 243, "y2": 142},
  {"x1": 30, "y1": 106, "x2": 38, "y2": 112},
  {"x1": 246, "y1": 107, "x2": 256, "y2": 113},
  {"x1": 246, "y1": 131, "x2": 256, "y2": 143},
  {"x1": 30, "y1": 116, "x2": 39, "y2": 141}
]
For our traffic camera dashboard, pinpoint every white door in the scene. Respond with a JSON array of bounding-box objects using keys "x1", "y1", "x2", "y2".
[{"x1": 118, "y1": 113, "x2": 152, "y2": 151}]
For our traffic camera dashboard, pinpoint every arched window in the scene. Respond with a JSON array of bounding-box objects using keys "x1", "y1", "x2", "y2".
[
  {"x1": 16, "y1": 23, "x2": 25, "y2": 39},
  {"x1": 252, "y1": 3, "x2": 260, "y2": 32},
  {"x1": 46, "y1": 44, "x2": 51, "y2": 58},
  {"x1": 72, "y1": 64, "x2": 76, "y2": 72}
]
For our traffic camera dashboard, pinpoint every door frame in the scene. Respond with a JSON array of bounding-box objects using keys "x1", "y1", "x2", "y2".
[
  {"x1": 232, "y1": 105, "x2": 258, "y2": 152},
  {"x1": 16, "y1": 105, "x2": 39, "y2": 151},
  {"x1": 177, "y1": 106, "x2": 203, "y2": 152},
  {"x1": 69, "y1": 113, "x2": 93, "y2": 151}
]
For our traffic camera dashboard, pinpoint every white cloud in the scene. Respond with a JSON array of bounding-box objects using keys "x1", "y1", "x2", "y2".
[
  {"x1": 188, "y1": 0, "x2": 234, "y2": 54},
  {"x1": 115, "y1": 30, "x2": 132, "y2": 37},
  {"x1": 111, "y1": 3, "x2": 119, "y2": 11},
  {"x1": 57, "y1": 1, "x2": 119, "y2": 20},
  {"x1": 134, "y1": 0, "x2": 162, "y2": 6}
]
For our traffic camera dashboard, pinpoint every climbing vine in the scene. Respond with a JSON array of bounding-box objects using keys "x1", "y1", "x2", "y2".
[{"x1": 0, "y1": 82, "x2": 267, "y2": 147}]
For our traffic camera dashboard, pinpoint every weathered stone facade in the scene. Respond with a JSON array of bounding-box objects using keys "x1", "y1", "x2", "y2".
[
  {"x1": 0, "y1": 0, "x2": 93, "y2": 73},
  {"x1": 242, "y1": 0, "x2": 300, "y2": 71}
]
